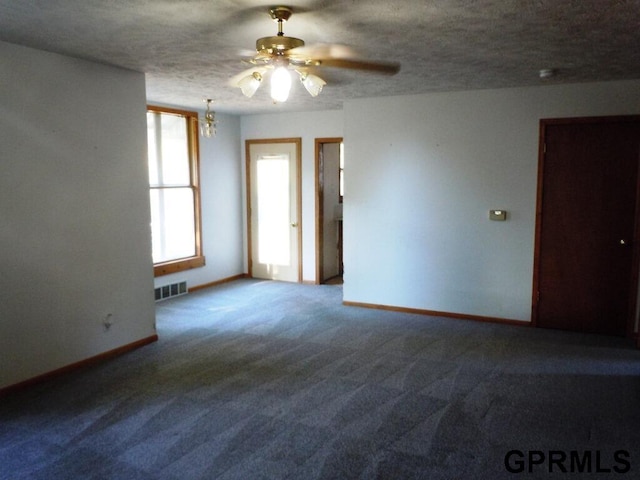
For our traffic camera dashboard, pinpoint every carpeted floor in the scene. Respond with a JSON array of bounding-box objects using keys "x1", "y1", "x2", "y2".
[{"x1": 1, "y1": 279, "x2": 639, "y2": 479}]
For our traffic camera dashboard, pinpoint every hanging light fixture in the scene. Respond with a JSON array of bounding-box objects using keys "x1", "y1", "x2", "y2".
[
  {"x1": 200, "y1": 98, "x2": 217, "y2": 138},
  {"x1": 231, "y1": 7, "x2": 326, "y2": 103},
  {"x1": 230, "y1": 6, "x2": 399, "y2": 104}
]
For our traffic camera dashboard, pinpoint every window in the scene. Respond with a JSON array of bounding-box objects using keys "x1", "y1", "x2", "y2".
[{"x1": 147, "y1": 106, "x2": 204, "y2": 276}]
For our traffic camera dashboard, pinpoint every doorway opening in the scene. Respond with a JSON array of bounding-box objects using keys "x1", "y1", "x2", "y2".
[{"x1": 315, "y1": 138, "x2": 344, "y2": 284}]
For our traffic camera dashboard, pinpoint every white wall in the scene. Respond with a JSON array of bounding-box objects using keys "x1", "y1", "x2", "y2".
[
  {"x1": 0, "y1": 41, "x2": 156, "y2": 389},
  {"x1": 153, "y1": 112, "x2": 244, "y2": 289},
  {"x1": 343, "y1": 80, "x2": 640, "y2": 322},
  {"x1": 241, "y1": 110, "x2": 344, "y2": 282}
]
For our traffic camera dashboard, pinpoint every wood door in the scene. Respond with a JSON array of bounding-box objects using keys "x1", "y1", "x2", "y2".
[
  {"x1": 246, "y1": 139, "x2": 302, "y2": 282},
  {"x1": 533, "y1": 117, "x2": 640, "y2": 336}
]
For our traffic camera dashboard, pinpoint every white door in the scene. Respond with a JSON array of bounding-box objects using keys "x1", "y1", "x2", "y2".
[{"x1": 247, "y1": 140, "x2": 301, "y2": 282}]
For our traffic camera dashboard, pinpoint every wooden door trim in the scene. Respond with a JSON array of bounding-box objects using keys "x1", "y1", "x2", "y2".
[
  {"x1": 315, "y1": 137, "x2": 343, "y2": 284},
  {"x1": 532, "y1": 115, "x2": 640, "y2": 338},
  {"x1": 245, "y1": 138, "x2": 303, "y2": 283}
]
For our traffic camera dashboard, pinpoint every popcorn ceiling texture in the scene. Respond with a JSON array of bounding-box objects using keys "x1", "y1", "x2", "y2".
[{"x1": 0, "y1": 0, "x2": 638, "y2": 114}]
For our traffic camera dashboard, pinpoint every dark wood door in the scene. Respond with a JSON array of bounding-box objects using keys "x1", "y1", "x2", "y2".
[{"x1": 535, "y1": 117, "x2": 640, "y2": 336}]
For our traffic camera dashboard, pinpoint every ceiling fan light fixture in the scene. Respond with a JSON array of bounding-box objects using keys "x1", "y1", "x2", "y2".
[
  {"x1": 270, "y1": 66, "x2": 292, "y2": 102},
  {"x1": 299, "y1": 72, "x2": 326, "y2": 97},
  {"x1": 231, "y1": 6, "x2": 399, "y2": 104},
  {"x1": 238, "y1": 71, "x2": 263, "y2": 97}
]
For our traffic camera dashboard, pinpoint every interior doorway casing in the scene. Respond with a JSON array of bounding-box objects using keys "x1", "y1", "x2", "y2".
[
  {"x1": 246, "y1": 138, "x2": 302, "y2": 283},
  {"x1": 315, "y1": 137, "x2": 343, "y2": 284},
  {"x1": 532, "y1": 116, "x2": 640, "y2": 339}
]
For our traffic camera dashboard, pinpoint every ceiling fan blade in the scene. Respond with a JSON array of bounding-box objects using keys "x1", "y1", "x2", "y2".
[
  {"x1": 288, "y1": 43, "x2": 360, "y2": 60},
  {"x1": 228, "y1": 66, "x2": 269, "y2": 87},
  {"x1": 288, "y1": 43, "x2": 400, "y2": 75},
  {"x1": 237, "y1": 48, "x2": 259, "y2": 58},
  {"x1": 316, "y1": 58, "x2": 400, "y2": 75}
]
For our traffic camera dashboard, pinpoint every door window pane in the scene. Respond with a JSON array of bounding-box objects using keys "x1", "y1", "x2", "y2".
[{"x1": 256, "y1": 156, "x2": 290, "y2": 265}]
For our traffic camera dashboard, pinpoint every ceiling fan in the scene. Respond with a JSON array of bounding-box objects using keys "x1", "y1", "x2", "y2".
[{"x1": 229, "y1": 6, "x2": 401, "y2": 102}]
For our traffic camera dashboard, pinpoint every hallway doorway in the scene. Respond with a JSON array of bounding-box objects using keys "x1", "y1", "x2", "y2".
[{"x1": 315, "y1": 138, "x2": 344, "y2": 284}]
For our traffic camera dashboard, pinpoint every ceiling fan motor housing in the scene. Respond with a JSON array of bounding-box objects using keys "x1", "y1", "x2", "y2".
[
  {"x1": 256, "y1": 35, "x2": 304, "y2": 55},
  {"x1": 257, "y1": 7, "x2": 304, "y2": 55},
  {"x1": 269, "y1": 6, "x2": 293, "y2": 21}
]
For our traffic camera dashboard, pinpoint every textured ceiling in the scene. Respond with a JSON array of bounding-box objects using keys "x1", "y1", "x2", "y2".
[{"x1": 0, "y1": 0, "x2": 639, "y2": 115}]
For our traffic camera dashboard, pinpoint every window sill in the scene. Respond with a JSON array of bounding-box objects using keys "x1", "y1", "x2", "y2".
[{"x1": 154, "y1": 256, "x2": 205, "y2": 277}]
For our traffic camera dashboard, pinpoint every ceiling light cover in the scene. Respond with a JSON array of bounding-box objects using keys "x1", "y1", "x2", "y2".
[
  {"x1": 238, "y1": 72, "x2": 263, "y2": 98},
  {"x1": 300, "y1": 73, "x2": 326, "y2": 97},
  {"x1": 271, "y1": 66, "x2": 292, "y2": 102}
]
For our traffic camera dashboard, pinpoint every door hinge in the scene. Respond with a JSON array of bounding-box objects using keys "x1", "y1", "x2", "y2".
[
  {"x1": 543, "y1": 143, "x2": 547, "y2": 154},
  {"x1": 537, "y1": 291, "x2": 540, "y2": 302}
]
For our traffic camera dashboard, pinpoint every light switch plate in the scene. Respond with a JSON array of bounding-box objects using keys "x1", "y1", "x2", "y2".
[{"x1": 490, "y1": 209, "x2": 507, "y2": 221}]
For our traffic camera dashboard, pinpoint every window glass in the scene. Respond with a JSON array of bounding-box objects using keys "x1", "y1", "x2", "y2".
[
  {"x1": 147, "y1": 112, "x2": 190, "y2": 187},
  {"x1": 149, "y1": 188, "x2": 196, "y2": 263}
]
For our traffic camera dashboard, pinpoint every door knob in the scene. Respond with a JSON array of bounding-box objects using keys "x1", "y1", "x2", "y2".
[
  {"x1": 620, "y1": 239, "x2": 629, "y2": 245},
  {"x1": 291, "y1": 222, "x2": 298, "y2": 227}
]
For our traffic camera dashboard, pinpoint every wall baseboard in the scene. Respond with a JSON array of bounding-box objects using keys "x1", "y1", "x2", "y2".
[
  {"x1": 188, "y1": 273, "x2": 249, "y2": 292},
  {"x1": 0, "y1": 334, "x2": 158, "y2": 398},
  {"x1": 343, "y1": 301, "x2": 529, "y2": 327}
]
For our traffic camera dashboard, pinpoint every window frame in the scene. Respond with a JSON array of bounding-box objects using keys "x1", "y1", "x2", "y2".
[{"x1": 147, "y1": 105, "x2": 205, "y2": 277}]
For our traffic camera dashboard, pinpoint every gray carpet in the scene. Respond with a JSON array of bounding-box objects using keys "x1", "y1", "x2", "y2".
[{"x1": 1, "y1": 279, "x2": 639, "y2": 479}]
